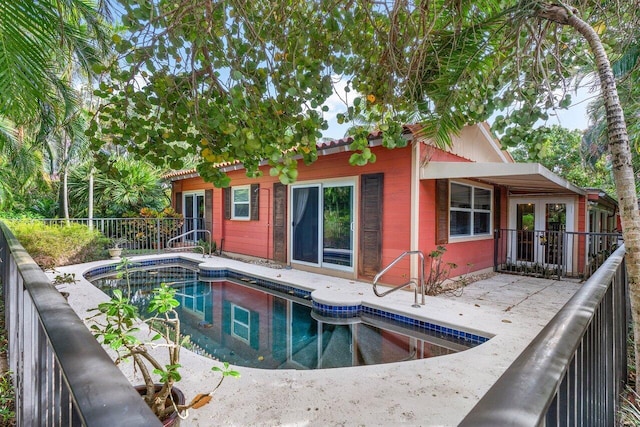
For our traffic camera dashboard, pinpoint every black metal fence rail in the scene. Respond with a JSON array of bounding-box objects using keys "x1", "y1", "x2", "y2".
[
  {"x1": 460, "y1": 244, "x2": 628, "y2": 426},
  {"x1": 0, "y1": 221, "x2": 161, "y2": 426},
  {"x1": 494, "y1": 229, "x2": 621, "y2": 279}
]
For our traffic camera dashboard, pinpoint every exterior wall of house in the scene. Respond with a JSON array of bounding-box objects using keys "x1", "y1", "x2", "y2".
[
  {"x1": 175, "y1": 172, "x2": 280, "y2": 259},
  {"x1": 172, "y1": 144, "x2": 415, "y2": 284},
  {"x1": 418, "y1": 178, "x2": 497, "y2": 278},
  {"x1": 291, "y1": 144, "x2": 413, "y2": 284},
  {"x1": 417, "y1": 145, "x2": 501, "y2": 279},
  {"x1": 169, "y1": 127, "x2": 610, "y2": 285}
]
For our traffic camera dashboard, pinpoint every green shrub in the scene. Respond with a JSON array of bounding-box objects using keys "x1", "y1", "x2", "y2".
[{"x1": 4, "y1": 220, "x2": 109, "y2": 269}]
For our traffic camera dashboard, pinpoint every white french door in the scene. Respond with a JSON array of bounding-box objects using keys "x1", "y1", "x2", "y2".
[
  {"x1": 183, "y1": 192, "x2": 205, "y2": 241},
  {"x1": 509, "y1": 197, "x2": 575, "y2": 272}
]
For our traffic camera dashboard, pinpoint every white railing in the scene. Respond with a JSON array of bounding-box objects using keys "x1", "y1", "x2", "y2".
[{"x1": 38, "y1": 217, "x2": 204, "y2": 254}]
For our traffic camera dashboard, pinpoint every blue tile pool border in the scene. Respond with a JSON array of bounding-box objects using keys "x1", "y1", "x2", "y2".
[
  {"x1": 85, "y1": 258, "x2": 490, "y2": 346},
  {"x1": 84, "y1": 257, "x2": 200, "y2": 279}
]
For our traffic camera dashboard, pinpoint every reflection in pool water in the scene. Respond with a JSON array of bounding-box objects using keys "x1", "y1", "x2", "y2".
[{"x1": 90, "y1": 264, "x2": 479, "y2": 370}]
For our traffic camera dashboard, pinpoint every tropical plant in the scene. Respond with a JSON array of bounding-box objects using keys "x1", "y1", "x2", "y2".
[
  {"x1": 509, "y1": 125, "x2": 613, "y2": 192},
  {"x1": 0, "y1": 0, "x2": 112, "y2": 215},
  {"x1": 5, "y1": 220, "x2": 108, "y2": 269},
  {"x1": 129, "y1": 207, "x2": 184, "y2": 249},
  {"x1": 68, "y1": 158, "x2": 169, "y2": 217},
  {"x1": 87, "y1": 258, "x2": 239, "y2": 421}
]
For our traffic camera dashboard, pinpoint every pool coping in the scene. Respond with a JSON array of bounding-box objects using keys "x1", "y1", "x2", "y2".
[
  {"x1": 51, "y1": 253, "x2": 582, "y2": 426},
  {"x1": 85, "y1": 257, "x2": 491, "y2": 347}
]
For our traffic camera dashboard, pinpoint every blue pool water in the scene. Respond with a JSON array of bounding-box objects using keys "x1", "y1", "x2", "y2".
[{"x1": 88, "y1": 260, "x2": 487, "y2": 370}]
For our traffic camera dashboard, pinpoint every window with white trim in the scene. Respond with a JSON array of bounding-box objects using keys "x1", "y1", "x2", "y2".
[
  {"x1": 450, "y1": 182, "x2": 492, "y2": 237},
  {"x1": 231, "y1": 304, "x2": 250, "y2": 343},
  {"x1": 232, "y1": 186, "x2": 250, "y2": 219}
]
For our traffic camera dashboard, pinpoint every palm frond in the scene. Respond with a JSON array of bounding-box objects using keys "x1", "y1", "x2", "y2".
[{"x1": 612, "y1": 43, "x2": 640, "y2": 78}]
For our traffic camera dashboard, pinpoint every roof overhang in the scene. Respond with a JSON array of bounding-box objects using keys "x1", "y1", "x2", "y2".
[{"x1": 420, "y1": 162, "x2": 586, "y2": 195}]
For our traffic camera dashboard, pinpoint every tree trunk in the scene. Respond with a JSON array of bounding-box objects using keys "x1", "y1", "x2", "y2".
[
  {"x1": 88, "y1": 169, "x2": 94, "y2": 229},
  {"x1": 540, "y1": 3, "x2": 640, "y2": 392},
  {"x1": 62, "y1": 129, "x2": 70, "y2": 221}
]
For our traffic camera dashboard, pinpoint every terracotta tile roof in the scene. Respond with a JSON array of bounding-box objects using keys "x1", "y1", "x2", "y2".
[
  {"x1": 163, "y1": 125, "x2": 419, "y2": 180},
  {"x1": 163, "y1": 169, "x2": 197, "y2": 179}
]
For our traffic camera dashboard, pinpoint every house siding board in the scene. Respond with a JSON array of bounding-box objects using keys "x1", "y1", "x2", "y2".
[
  {"x1": 371, "y1": 149, "x2": 412, "y2": 284},
  {"x1": 220, "y1": 174, "x2": 280, "y2": 259},
  {"x1": 205, "y1": 189, "x2": 213, "y2": 235},
  {"x1": 440, "y1": 239, "x2": 495, "y2": 273}
]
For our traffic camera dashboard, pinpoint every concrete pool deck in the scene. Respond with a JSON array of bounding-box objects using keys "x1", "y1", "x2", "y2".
[{"x1": 52, "y1": 253, "x2": 582, "y2": 426}]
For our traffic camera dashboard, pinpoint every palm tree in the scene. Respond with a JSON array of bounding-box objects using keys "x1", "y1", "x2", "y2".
[
  {"x1": 0, "y1": 0, "x2": 112, "y2": 212},
  {"x1": 68, "y1": 158, "x2": 168, "y2": 218},
  {"x1": 0, "y1": 0, "x2": 110, "y2": 123}
]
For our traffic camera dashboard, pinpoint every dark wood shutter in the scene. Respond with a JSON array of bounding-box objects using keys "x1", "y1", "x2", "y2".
[
  {"x1": 175, "y1": 191, "x2": 182, "y2": 214},
  {"x1": 435, "y1": 179, "x2": 449, "y2": 245},
  {"x1": 250, "y1": 184, "x2": 259, "y2": 221},
  {"x1": 359, "y1": 173, "x2": 383, "y2": 278},
  {"x1": 223, "y1": 187, "x2": 231, "y2": 219},
  {"x1": 272, "y1": 182, "x2": 287, "y2": 263},
  {"x1": 205, "y1": 189, "x2": 213, "y2": 235}
]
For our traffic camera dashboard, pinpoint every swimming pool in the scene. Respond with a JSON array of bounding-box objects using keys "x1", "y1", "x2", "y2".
[{"x1": 87, "y1": 259, "x2": 489, "y2": 369}]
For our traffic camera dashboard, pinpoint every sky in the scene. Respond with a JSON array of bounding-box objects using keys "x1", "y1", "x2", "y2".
[{"x1": 321, "y1": 84, "x2": 600, "y2": 141}]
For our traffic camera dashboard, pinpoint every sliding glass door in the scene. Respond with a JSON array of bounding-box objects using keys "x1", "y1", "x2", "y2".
[
  {"x1": 292, "y1": 186, "x2": 320, "y2": 264},
  {"x1": 291, "y1": 181, "x2": 354, "y2": 271}
]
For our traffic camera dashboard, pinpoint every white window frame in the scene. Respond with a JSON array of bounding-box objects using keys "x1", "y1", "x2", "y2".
[
  {"x1": 231, "y1": 185, "x2": 251, "y2": 220},
  {"x1": 449, "y1": 181, "x2": 492, "y2": 239},
  {"x1": 289, "y1": 177, "x2": 357, "y2": 273},
  {"x1": 231, "y1": 303, "x2": 250, "y2": 344}
]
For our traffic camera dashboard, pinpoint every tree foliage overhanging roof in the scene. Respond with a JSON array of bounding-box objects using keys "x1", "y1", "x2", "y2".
[{"x1": 89, "y1": 0, "x2": 640, "y2": 186}]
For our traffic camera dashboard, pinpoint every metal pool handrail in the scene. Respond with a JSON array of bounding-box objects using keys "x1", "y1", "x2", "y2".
[
  {"x1": 373, "y1": 250, "x2": 425, "y2": 307},
  {"x1": 166, "y1": 229, "x2": 212, "y2": 257}
]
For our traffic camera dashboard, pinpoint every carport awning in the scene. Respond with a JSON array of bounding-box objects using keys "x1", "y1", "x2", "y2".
[{"x1": 420, "y1": 162, "x2": 585, "y2": 195}]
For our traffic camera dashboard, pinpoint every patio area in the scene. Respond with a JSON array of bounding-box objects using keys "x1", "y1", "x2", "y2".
[{"x1": 53, "y1": 254, "x2": 582, "y2": 426}]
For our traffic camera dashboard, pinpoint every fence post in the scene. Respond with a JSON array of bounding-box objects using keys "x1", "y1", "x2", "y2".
[
  {"x1": 493, "y1": 229, "x2": 500, "y2": 272},
  {"x1": 156, "y1": 218, "x2": 161, "y2": 254}
]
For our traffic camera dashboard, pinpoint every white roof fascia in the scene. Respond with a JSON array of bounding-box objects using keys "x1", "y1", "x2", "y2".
[{"x1": 420, "y1": 162, "x2": 586, "y2": 195}]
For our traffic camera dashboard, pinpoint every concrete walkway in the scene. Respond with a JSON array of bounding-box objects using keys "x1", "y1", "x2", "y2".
[{"x1": 53, "y1": 254, "x2": 582, "y2": 427}]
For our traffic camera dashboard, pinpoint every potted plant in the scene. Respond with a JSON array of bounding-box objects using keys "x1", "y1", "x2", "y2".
[
  {"x1": 108, "y1": 238, "x2": 127, "y2": 259},
  {"x1": 87, "y1": 258, "x2": 239, "y2": 424}
]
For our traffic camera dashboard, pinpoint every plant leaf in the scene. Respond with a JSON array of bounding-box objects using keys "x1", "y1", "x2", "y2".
[{"x1": 189, "y1": 393, "x2": 212, "y2": 409}]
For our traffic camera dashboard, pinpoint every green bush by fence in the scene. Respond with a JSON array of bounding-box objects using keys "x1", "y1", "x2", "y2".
[{"x1": 3, "y1": 220, "x2": 109, "y2": 269}]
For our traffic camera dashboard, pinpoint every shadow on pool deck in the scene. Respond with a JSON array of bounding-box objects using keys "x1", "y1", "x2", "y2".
[{"x1": 53, "y1": 254, "x2": 582, "y2": 427}]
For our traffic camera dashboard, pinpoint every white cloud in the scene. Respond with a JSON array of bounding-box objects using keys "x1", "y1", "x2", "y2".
[{"x1": 321, "y1": 75, "x2": 362, "y2": 139}]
